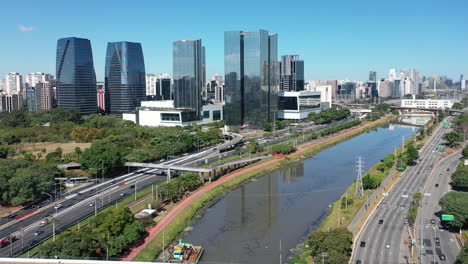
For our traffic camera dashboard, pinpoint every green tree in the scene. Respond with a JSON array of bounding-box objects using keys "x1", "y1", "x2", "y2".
[
  {"x1": 307, "y1": 228, "x2": 353, "y2": 262},
  {"x1": 452, "y1": 102, "x2": 463, "y2": 109},
  {"x1": 362, "y1": 174, "x2": 382, "y2": 189},
  {"x1": 80, "y1": 142, "x2": 124, "y2": 175},
  {"x1": 0, "y1": 145, "x2": 14, "y2": 158},
  {"x1": 413, "y1": 192, "x2": 422, "y2": 206},
  {"x1": 443, "y1": 131, "x2": 463, "y2": 147},
  {"x1": 405, "y1": 145, "x2": 419, "y2": 165},
  {"x1": 262, "y1": 122, "x2": 272, "y2": 132},
  {"x1": 457, "y1": 247, "x2": 468, "y2": 264},
  {"x1": 439, "y1": 191, "x2": 468, "y2": 229},
  {"x1": 452, "y1": 165, "x2": 468, "y2": 190},
  {"x1": 463, "y1": 145, "x2": 468, "y2": 159}
]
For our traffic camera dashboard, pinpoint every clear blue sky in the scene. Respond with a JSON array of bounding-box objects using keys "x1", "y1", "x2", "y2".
[{"x1": 1, "y1": 0, "x2": 467, "y2": 82}]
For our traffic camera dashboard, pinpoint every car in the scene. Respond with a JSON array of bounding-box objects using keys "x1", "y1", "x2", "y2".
[
  {"x1": 34, "y1": 230, "x2": 44, "y2": 236},
  {"x1": 89, "y1": 202, "x2": 95, "y2": 207},
  {"x1": 54, "y1": 204, "x2": 62, "y2": 210},
  {"x1": 356, "y1": 261, "x2": 362, "y2": 264},
  {"x1": 440, "y1": 174, "x2": 443, "y2": 177},
  {"x1": 360, "y1": 241, "x2": 366, "y2": 247},
  {"x1": 447, "y1": 168, "x2": 450, "y2": 171},
  {"x1": 27, "y1": 240, "x2": 37, "y2": 247},
  {"x1": 129, "y1": 185, "x2": 135, "y2": 189},
  {"x1": 435, "y1": 237, "x2": 440, "y2": 243},
  {"x1": 439, "y1": 254, "x2": 446, "y2": 260},
  {"x1": 159, "y1": 159, "x2": 165, "y2": 162},
  {"x1": 435, "y1": 183, "x2": 439, "y2": 187},
  {"x1": 385, "y1": 243, "x2": 390, "y2": 249},
  {"x1": 405, "y1": 220, "x2": 410, "y2": 225},
  {"x1": 120, "y1": 192, "x2": 127, "y2": 196},
  {"x1": 111, "y1": 180, "x2": 117, "y2": 184},
  {"x1": 6, "y1": 213, "x2": 17, "y2": 219},
  {"x1": 379, "y1": 219, "x2": 384, "y2": 224},
  {"x1": 430, "y1": 219, "x2": 436, "y2": 224}
]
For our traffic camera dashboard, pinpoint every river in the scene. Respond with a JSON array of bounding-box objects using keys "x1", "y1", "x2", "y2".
[{"x1": 180, "y1": 123, "x2": 418, "y2": 264}]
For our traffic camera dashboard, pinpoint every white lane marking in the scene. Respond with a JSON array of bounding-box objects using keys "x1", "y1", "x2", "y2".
[
  {"x1": 424, "y1": 193, "x2": 431, "y2": 196},
  {"x1": 401, "y1": 194, "x2": 408, "y2": 198}
]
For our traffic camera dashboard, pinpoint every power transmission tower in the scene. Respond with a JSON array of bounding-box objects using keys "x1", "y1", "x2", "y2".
[{"x1": 354, "y1": 156, "x2": 364, "y2": 198}]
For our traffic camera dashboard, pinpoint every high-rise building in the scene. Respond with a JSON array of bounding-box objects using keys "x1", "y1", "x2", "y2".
[
  {"x1": 36, "y1": 81, "x2": 54, "y2": 110},
  {"x1": 173, "y1": 39, "x2": 204, "y2": 121},
  {"x1": 369, "y1": 71, "x2": 377, "y2": 83},
  {"x1": 388, "y1": 69, "x2": 398, "y2": 81},
  {"x1": 0, "y1": 94, "x2": 21, "y2": 112},
  {"x1": 400, "y1": 69, "x2": 420, "y2": 96},
  {"x1": 206, "y1": 74, "x2": 224, "y2": 103},
  {"x1": 56, "y1": 37, "x2": 97, "y2": 114},
  {"x1": 280, "y1": 55, "x2": 304, "y2": 91},
  {"x1": 146, "y1": 74, "x2": 172, "y2": 100},
  {"x1": 26, "y1": 88, "x2": 37, "y2": 111},
  {"x1": 105, "y1": 41, "x2": 146, "y2": 115},
  {"x1": 5, "y1": 72, "x2": 22, "y2": 95},
  {"x1": 224, "y1": 29, "x2": 279, "y2": 128},
  {"x1": 146, "y1": 74, "x2": 157, "y2": 96},
  {"x1": 26, "y1": 72, "x2": 53, "y2": 88}
]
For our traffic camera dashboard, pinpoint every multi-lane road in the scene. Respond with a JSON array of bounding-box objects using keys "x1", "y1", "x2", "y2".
[
  {"x1": 0, "y1": 133, "x2": 241, "y2": 257},
  {"x1": 351, "y1": 120, "x2": 455, "y2": 264},
  {"x1": 419, "y1": 149, "x2": 462, "y2": 264}
]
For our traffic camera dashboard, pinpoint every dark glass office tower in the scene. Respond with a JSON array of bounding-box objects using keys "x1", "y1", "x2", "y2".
[
  {"x1": 105, "y1": 41, "x2": 146, "y2": 115},
  {"x1": 224, "y1": 29, "x2": 278, "y2": 129},
  {"x1": 280, "y1": 55, "x2": 304, "y2": 91},
  {"x1": 173, "y1": 39, "x2": 204, "y2": 120},
  {"x1": 56, "y1": 37, "x2": 97, "y2": 114}
]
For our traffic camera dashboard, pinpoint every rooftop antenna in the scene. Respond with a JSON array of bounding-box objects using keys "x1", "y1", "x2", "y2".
[{"x1": 354, "y1": 156, "x2": 364, "y2": 198}]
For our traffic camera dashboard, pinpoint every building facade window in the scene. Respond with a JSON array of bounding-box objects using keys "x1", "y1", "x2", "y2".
[
  {"x1": 213, "y1": 110, "x2": 221, "y2": 121},
  {"x1": 203, "y1": 110, "x2": 210, "y2": 118},
  {"x1": 161, "y1": 113, "x2": 180, "y2": 121}
]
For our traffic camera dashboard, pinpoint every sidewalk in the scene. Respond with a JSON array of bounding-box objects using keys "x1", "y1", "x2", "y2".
[{"x1": 122, "y1": 116, "x2": 390, "y2": 261}]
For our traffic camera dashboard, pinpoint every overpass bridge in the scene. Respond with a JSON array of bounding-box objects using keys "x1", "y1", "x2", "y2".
[
  {"x1": 390, "y1": 105, "x2": 465, "y2": 114},
  {"x1": 0, "y1": 258, "x2": 163, "y2": 264},
  {"x1": 125, "y1": 155, "x2": 270, "y2": 183}
]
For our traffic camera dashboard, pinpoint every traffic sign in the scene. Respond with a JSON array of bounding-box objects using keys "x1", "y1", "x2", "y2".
[
  {"x1": 436, "y1": 145, "x2": 442, "y2": 148},
  {"x1": 442, "y1": 214, "x2": 454, "y2": 221},
  {"x1": 442, "y1": 122, "x2": 451, "y2": 126}
]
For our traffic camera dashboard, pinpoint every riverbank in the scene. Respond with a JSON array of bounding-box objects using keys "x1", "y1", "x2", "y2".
[
  {"x1": 288, "y1": 119, "x2": 437, "y2": 263},
  {"x1": 127, "y1": 115, "x2": 394, "y2": 261}
]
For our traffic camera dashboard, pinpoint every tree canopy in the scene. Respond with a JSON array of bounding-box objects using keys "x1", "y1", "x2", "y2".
[
  {"x1": 307, "y1": 228, "x2": 353, "y2": 264},
  {"x1": 439, "y1": 191, "x2": 468, "y2": 229},
  {"x1": 308, "y1": 107, "x2": 350, "y2": 124},
  {"x1": 37, "y1": 207, "x2": 144, "y2": 259},
  {"x1": 443, "y1": 131, "x2": 463, "y2": 147},
  {"x1": 0, "y1": 159, "x2": 59, "y2": 205}
]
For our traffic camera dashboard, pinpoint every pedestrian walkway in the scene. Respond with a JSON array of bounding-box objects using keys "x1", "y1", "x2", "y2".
[{"x1": 122, "y1": 116, "x2": 389, "y2": 260}]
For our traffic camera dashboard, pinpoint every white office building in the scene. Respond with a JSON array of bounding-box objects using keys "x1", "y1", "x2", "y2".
[
  {"x1": 277, "y1": 91, "x2": 326, "y2": 120},
  {"x1": 123, "y1": 100, "x2": 223, "y2": 127},
  {"x1": 401, "y1": 99, "x2": 453, "y2": 109},
  {"x1": 5, "y1": 72, "x2": 23, "y2": 95},
  {"x1": 26, "y1": 72, "x2": 53, "y2": 88}
]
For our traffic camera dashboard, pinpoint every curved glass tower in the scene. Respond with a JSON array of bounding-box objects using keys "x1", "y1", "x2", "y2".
[
  {"x1": 56, "y1": 37, "x2": 97, "y2": 114},
  {"x1": 105, "y1": 41, "x2": 146, "y2": 115}
]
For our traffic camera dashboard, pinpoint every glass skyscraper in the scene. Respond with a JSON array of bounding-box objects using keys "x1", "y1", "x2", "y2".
[
  {"x1": 173, "y1": 39, "x2": 204, "y2": 121},
  {"x1": 224, "y1": 29, "x2": 278, "y2": 129},
  {"x1": 280, "y1": 55, "x2": 304, "y2": 91},
  {"x1": 56, "y1": 37, "x2": 97, "y2": 114},
  {"x1": 105, "y1": 41, "x2": 146, "y2": 115}
]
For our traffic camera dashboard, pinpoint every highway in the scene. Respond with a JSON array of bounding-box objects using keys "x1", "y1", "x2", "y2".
[
  {"x1": 0, "y1": 133, "x2": 241, "y2": 257},
  {"x1": 419, "y1": 149, "x2": 462, "y2": 264},
  {"x1": 351, "y1": 120, "x2": 451, "y2": 264}
]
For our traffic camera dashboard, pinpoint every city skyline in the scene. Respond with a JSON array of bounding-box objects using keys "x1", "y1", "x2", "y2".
[{"x1": 1, "y1": 0, "x2": 467, "y2": 82}]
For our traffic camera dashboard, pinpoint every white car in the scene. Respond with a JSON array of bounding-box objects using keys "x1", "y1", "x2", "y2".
[
  {"x1": 54, "y1": 204, "x2": 63, "y2": 210},
  {"x1": 385, "y1": 243, "x2": 390, "y2": 249}
]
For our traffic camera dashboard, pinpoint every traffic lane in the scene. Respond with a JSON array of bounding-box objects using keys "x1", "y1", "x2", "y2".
[
  {"x1": 0, "y1": 167, "x2": 157, "y2": 235},
  {"x1": 352, "y1": 125, "x2": 446, "y2": 263},
  {"x1": 0, "y1": 174, "x2": 165, "y2": 256},
  {"x1": 422, "y1": 152, "x2": 462, "y2": 264}
]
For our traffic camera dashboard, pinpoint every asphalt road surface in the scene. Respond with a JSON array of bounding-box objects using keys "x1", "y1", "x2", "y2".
[
  {"x1": 0, "y1": 133, "x2": 241, "y2": 257},
  {"x1": 351, "y1": 120, "x2": 452, "y2": 264},
  {"x1": 419, "y1": 149, "x2": 462, "y2": 264}
]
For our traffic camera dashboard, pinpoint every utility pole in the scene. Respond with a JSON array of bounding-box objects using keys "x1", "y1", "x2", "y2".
[
  {"x1": 94, "y1": 199, "x2": 97, "y2": 216},
  {"x1": 52, "y1": 219, "x2": 56, "y2": 242},
  {"x1": 419, "y1": 199, "x2": 424, "y2": 264},
  {"x1": 134, "y1": 181, "x2": 137, "y2": 201},
  {"x1": 279, "y1": 240, "x2": 282, "y2": 264}
]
